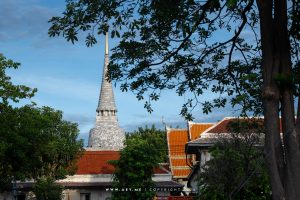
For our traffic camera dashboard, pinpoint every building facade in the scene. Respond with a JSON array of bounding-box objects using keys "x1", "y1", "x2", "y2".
[{"x1": 185, "y1": 117, "x2": 265, "y2": 193}]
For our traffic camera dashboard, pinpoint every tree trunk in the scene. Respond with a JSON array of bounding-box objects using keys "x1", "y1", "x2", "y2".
[
  {"x1": 257, "y1": 0, "x2": 285, "y2": 199},
  {"x1": 257, "y1": 0, "x2": 300, "y2": 199},
  {"x1": 274, "y1": 1, "x2": 300, "y2": 200}
]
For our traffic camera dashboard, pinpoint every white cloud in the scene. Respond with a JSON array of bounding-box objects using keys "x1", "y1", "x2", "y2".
[
  {"x1": 0, "y1": 0, "x2": 55, "y2": 39},
  {"x1": 11, "y1": 73, "x2": 98, "y2": 103}
]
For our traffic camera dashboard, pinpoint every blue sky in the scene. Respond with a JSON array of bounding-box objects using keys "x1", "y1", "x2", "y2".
[{"x1": 0, "y1": 0, "x2": 232, "y2": 145}]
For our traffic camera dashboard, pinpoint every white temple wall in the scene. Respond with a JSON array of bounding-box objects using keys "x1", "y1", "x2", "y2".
[{"x1": 63, "y1": 189, "x2": 111, "y2": 200}]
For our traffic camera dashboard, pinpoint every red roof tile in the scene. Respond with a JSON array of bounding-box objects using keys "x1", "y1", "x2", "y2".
[
  {"x1": 154, "y1": 164, "x2": 170, "y2": 174},
  {"x1": 76, "y1": 150, "x2": 170, "y2": 175},
  {"x1": 207, "y1": 119, "x2": 232, "y2": 133},
  {"x1": 76, "y1": 151, "x2": 119, "y2": 174},
  {"x1": 207, "y1": 118, "x2": 265, "y2": 134}
]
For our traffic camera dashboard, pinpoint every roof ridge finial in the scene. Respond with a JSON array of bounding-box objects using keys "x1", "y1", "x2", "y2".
[{"x1": 105, "y1": 32, "x2": 109, "y2": 55}]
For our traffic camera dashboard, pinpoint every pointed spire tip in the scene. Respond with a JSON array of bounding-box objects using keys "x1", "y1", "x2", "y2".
[{"x1": 105, "y1": 32, "x2": 109, "y2": 55}]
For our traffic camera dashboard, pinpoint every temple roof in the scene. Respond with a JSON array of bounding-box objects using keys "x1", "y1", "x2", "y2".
[
  {"x1": 186, "y1": 117, "x2": 266, "y2": 153},
  {"x1": 76, "y1": 150, "x2": 119, "y2": 174},
  {"x1": 188, "y1": 122, "x2": 214, "y2": 140},
  {"x1": 75, "y1": 150, "x2": 171, "y2": 175},
  {"x1": 166, "y1": 123, "x2": 213, "y2": 179}
]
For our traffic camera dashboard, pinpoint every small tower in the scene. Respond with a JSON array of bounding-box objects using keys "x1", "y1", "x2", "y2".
[{"x1": 88, "y1": 33, "x2": 125, "y2": 150}]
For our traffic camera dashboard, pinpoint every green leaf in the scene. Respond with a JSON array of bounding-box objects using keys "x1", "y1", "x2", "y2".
[
  {"x1": 227, "y1": 0, "x2": 237, "y2": 7},
  {"x1": 115, "y1": 30, "x2": 120, "y2": 38}
]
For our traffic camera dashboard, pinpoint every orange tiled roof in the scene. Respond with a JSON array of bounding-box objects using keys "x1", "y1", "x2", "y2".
[
  {"x1": 168, "y1": 129, "x2": 189, "y2": 157},
  {"x1": 76, "y1": 150, "x2": 119, "y2": 174},
  {"x1": 76, "y1": 150, "x2": 170, "y2": 175},
  {"x1": 171, "y1": 169, "x2": 191, "y2": 178},
  {"x1": 167, "y1": 129, "x2": 189, "y2": 178},
  {"x1": 189, "y1": 123, "x2": 214, "y2": 140},
  {"x1": 167, "y1": 123, "x2": 214, "y2": 179},
  {"x1": 170, "y1": 158, "x2": 189, "y2": 166}
]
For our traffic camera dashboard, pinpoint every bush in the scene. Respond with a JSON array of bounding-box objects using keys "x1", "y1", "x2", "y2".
[{"x1": 33, "y1": 177, "x2": 63, "y2": 200}]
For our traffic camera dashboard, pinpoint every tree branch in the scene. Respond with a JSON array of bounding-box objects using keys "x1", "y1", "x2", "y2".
[{"x1": 149, "y1": 1, "x2": 213, "y2": 67}]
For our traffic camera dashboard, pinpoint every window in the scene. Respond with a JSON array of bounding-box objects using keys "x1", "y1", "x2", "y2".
[{"x1": 80, "y1": 193, "x2": 90, "y2": 200}]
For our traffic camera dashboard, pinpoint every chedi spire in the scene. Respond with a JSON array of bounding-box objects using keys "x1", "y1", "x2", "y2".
[
  {"x1": 96, "y1": 32, "x2": 117, "y2": 113},
  {"x1": 88, "y1": 33, "x2": 125, "y2": 150}
]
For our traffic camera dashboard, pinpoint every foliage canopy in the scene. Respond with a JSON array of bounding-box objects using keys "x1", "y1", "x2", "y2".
[
  {"x1": 197, "y1": 119, "x2": 271, "y2": 200},
  {"x1": 126, "y1": 125, "x2": 168, "y2": 162},
  {"x1": 33, "y1": 177, "x2": 64, "y2": 200},
  {"x1": 0, "y1": 54, "x2": 36, "y2": 106},
  {"x1": 0, "y1": 105, "x2": 84, "y2": 191},
  {"x1": 49, "y1": 0, "x2": 297, "y2": 119},
  {"x1": 110, "y1": 126, "x2": 166, "y2": 200},
  {"x1": 0, "y1": 54, "x2": 84, "y2": 192}
]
